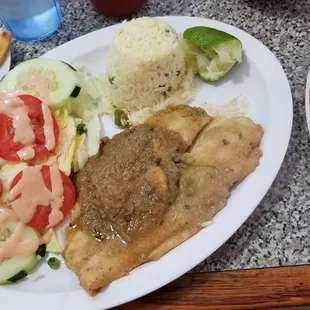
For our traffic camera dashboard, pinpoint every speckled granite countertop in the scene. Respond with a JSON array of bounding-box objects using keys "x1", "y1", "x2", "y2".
[{"x1": 2, "y1": 0, "x2": 310, "y2": 271}]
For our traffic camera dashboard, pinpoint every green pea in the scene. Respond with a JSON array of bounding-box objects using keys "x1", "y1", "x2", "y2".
[{"x1": 47, "y1": 257, "x2": 60, "y2": 270}]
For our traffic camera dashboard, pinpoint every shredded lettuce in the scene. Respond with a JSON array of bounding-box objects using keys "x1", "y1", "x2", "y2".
[
  {"x1": 0, "y1": 162, "x2": 28, "y2": 202},
  {"x1": 85, "y1": 114, "x2": 101, "y2": 157},
  {"x1": 72, "y1": 133, "x2": 88, "y2": 172},
  {"x1": 34, "y1": 64, "x2": 107, "y2": 173},
  {"x1": 0, "y1": 158, "x2": 7, "y2": 167},
  {"x1": 54, "y1": 217, "x2": 71, "y2": 250},
  {"x1": 75, "y1": 65, "x2": 114, "y2": 115},
  {"x1": 34, "y1": 108, "x2": 76, "y2": 175},
  {"x1": 71, "y1": 91, "x2": 98, "y2": 121}
]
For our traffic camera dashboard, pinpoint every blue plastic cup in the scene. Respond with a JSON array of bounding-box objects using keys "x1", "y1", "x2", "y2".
[{"x1": 0, "y1": 0, "x2": 62, "y2": 41}]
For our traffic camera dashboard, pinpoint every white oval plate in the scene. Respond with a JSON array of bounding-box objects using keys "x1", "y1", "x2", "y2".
[
  {"x1": 1, "y1": 16, "x2": 292, "y2": 310},
  {"x1": 0, "y1": 49, "x2": 11, "y2": 79},
  {"x1": 305, "y1": 68, "x2": 310, "y2": 132}
]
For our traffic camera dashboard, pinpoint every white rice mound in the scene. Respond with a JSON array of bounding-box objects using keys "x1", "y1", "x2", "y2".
[{"x1": 105, "y1": 17, "x2": 195, "y2": 123}]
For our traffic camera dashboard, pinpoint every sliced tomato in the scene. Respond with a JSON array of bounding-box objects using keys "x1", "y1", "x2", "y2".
[
  {"x1": 10, "y1": 165, "x2": 76, "y2": 229},
  {"x1": 0, "y1": 94, "x2": 59, "y2": 161}
]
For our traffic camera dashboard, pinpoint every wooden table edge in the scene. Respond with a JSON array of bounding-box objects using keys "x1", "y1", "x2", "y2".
[{"x1": 115, "y1": 265, "x2": 310, "y2": 309}]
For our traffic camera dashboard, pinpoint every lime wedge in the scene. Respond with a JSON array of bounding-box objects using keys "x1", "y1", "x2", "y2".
[{"x1": 183, "y1": 26, "x2": 242, "y2": 81}]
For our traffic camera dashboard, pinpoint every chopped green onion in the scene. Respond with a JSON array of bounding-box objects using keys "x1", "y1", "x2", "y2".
[
  {"x1": 47, "y1": 257, "x2": 60, "y2": 270},
  {"x1": 108, "y1": 76, "x2": 115, "y2": 84},
  {"x1": 76, "y1": 123, "x2": 87, "y2": 135}
]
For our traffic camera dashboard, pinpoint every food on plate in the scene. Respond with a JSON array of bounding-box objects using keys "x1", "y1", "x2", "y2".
[
  {"x1": 46, "y1": 234, "x2": 62, "y2": 253},
  {"x1": 0, "y1": 58, "x2": 81, "y2": 109},
  {"x1": 107, "y1": 17, "x2": 185, "y2": 111},
  {"x1": 183, "y1": 26, "x2": 242, "y2": 81},
  {"x1": 0, "y1": 162, "x2": 76, "y2": 283},
  {"x1": 10, "y1": 165, "x2": 76, "y2": 229},
  {"x1": 0, "y1": 237, "x2": 46, "y2": 284},
  {"x1": 145, "y1": 104, "x2": 212, "y2": 146},
  {"x1": 91, "y1": 18, "x2": 243, "y2": 126},
  {"x1": 0, "y1": 90, "x2": 78, "y2": 283},
  {"x1": 0, "y1": 16, "x2": 261, "y2": 295},
  {"x1": 0, "y1": 58, "x2": 104, "y2": 172},
  {"x1": 33, "y1": 107, "x2": 76, "y2": 175},
  {"x1": 0, "y1": 206, "x2": 50, "y2": 284},
  {"x1": 0, "y1": 31, "x2": 11, "y2": 66},
  {"x1": 0, "y1": 93, "x2": 59, "y2": 161},
  {"x1": 63, "y1": 105, "x2": 263, "y2": 295},
  {"x1": 103, "y1": 17, "x2": 195, "y2": 125},
  {"x1": 0, "y1": 162, "x2": 28, "y2": 203},
  {"x1": 0, "y1": 55, "x2": 100, "y2": 284}
]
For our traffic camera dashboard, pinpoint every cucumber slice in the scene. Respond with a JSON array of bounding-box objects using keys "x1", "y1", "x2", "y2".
[
  {"x1": 0, "y1": 254, "x2": 40, "y2": 284},
  {"x1": 0, "y1": 58, "x2": 81, "y2": 109},
  {"x1": 0, "y1": 220, "x2": 39, "y2": 242},
  {"x1": 0, "y1": 220, "x2": 42, "y2": 284}
]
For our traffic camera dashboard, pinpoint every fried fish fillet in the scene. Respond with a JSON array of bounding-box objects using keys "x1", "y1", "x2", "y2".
[
  {"x1": 63, "y1": 105, "x2": 263, "y2": 295},
  {"x1": 148, "y1": 117, "x2": 263, "y2": 260},
  {"x1": 65, "y1": 125, "x2": 187, "y2": 294},
  {"x1": 145, "y1": 105, "x2": 213, "y2": 146},
  {"x1": 182, "y1": 117, "x2": 263, "y2": 181}
]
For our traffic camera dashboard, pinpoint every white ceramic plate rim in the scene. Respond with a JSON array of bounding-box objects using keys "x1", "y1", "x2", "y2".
[
  {"x1": 1, "y1": 16, "x2": 292, "y2": 310},
  {"x1": 0, "y1": 49, "x2": 11, "y2": 79}
]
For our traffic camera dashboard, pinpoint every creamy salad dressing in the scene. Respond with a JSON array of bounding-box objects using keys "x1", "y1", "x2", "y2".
[
  {"x1": 47, "y1": 166, "x2": 64, "y2": 228},
  {"x1": 0, "y1": 208, "x2": 53, "y2": 260},
  {"x1": 0, "y1": 164, "x2": 65, "y2": 259},
  {"x1": 0, "y1": 91, "x2": 35, "y2": 160},
  {"x1": 0, "y1": 77, "x2": 64, "y2": 260},
  {"x1": 23, "y1": 74, "x2": 56, "y2": 151},
  {"x1": 0, "y1": 76, "x2": 56, "y2": 161},
  {"x1": 9, "y1": 165, "x2": 53, "y2": 223},
  {"x1": 9, "y1": 165, "x2": 64, "y2": 227}
]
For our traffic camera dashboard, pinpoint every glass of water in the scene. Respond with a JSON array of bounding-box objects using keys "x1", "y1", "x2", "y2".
[{"x1": 0, "y1": 0, "x2": 62, "y2": 41}]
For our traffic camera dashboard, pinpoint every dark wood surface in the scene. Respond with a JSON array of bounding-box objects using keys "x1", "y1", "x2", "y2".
[{"x1": 115, "y1": 265, "x2": 310, "y2": 309}]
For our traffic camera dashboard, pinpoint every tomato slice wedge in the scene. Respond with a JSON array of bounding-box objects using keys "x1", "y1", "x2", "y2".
[
  {"x1": 10, "y1": 165, "x2": 76, "y2": 229},
  {"x1": 0, "y1": 94, "x2": 59, "y2": 161}
]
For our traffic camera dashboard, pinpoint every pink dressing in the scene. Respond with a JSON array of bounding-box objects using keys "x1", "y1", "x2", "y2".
[
  {"x1": 9, "y1": 165, "x2": 64, "y2": 228},
  {"x1": 1, "y1": 164, "x2": 65, "y2": 260},
  {"x1": 9, "y1": 165, "x2": 53, "y2": 223},
  {"x1": 0, "y1": 208, "x2": 53, "y2": 260},
  {"x1": 47, "y1": 166, "x2": 64, "y2": 228},
  {"x1": 0, "y1": 91, "x2": 35, "y2": 160},
  {"x1": 23, "y1": 75, "x2": 55, "y2": 151}
]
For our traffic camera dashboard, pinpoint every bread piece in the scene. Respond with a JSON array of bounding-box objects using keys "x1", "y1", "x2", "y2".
[{"x1": 0, "y1": 31, "x2": 11, "y2": 66}]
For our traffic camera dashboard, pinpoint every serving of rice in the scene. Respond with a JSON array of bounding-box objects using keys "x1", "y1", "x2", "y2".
[{"x1": 103, "y1": 17, "x2": 195, "y2": 124}]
